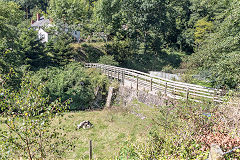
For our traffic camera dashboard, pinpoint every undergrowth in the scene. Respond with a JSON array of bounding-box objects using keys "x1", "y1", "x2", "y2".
[{"x1": 117, "y1": 99, "x2": 240, "y2": 159}]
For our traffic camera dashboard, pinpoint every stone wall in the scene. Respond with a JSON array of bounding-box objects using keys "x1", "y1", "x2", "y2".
[{"x1": 115, "y1": 84, "x2": 167, "y2": 107}]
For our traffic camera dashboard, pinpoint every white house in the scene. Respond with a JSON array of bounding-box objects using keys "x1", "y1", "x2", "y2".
[
  {"x1": 38, "y1": 28, "x2": 49, "y2": 43},
  {"x1": 31, "y1": 13, "x2": 81, "y2": 43}
]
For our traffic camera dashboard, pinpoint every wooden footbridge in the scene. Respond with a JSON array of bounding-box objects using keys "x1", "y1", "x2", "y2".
[{"x1": 85, "y1": 63, "x2": 224, "y2": 103}]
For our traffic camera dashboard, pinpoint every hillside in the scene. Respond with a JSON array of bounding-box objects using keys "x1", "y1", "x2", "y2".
[{"x1": 0, "y1": 0, "x2": 240, "y2": 159}]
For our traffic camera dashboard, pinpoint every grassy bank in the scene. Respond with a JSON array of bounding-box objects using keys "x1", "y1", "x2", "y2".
[
  {"x1": 51, "y1": 106, "x2": 153, "y2": 159},
  {"x1": 2, "y1": 97, "x2": 239, "y2": 159}
]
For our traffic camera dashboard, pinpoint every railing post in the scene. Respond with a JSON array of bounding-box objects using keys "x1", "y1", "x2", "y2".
[
  {"x1": 111, "y1": 69, "x2": 113, "y2": 79},
  {"x1": 117, "y1": 70, "x2": 120, "y2": 81},
  {"x1": 213, "y1": 89, "x2": 217, "y2": 105},
  {"x1": 114, "y1": 69, "x2": 116, "y2": 80},
  {"x1": 186, "y1": 88, "x2": 189, "y2": 106},
  {"x1": 89, "y1": 140, "x2": 92, "y2": 160},
  {"x1": 193, "y1": 89, "x2": 196, "y2": 99},
  {"x1": 150, "y1": 78, "x2": 152, "y2": 91},
  {"x1": 107, "y1": 69, "x2": 110, "y2": 78},
  {"x1": 122, "y1": 70, "x2": 124, "y2": 85},
  {"x1": 136, "y1": 75, "x2": 139, "y2": 90},
  {"x1": 165, "y1": 82, "x2": 167, "y2": 96}
]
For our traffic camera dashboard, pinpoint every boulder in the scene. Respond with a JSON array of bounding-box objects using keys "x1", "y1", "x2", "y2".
[
  {"x1": 77, "y1": 121, "x2": 93, "y2": 129},
  {"x1": 209, "y1": 144, "x2": 224, "y2": 160}
]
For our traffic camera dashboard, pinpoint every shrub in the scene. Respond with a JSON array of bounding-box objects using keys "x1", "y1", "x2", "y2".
[
  {"x1": 98, "y1": 55, "x2": 119, "y2": 66},
  {"x1": 79, "y1": 43, "x2": 105, "y2": 63},
  {"x1": 117, "y1": 100, "x2": 240, "y2": 159},
  {"x1": 31, "y1": 63, "x2": 109, "y2": 110},
  {"x1": 0, "y1": 76, "x2": 73, "y2": 159},
  {"x1": 105, "y1": 40, "x2": 133, "y2": 66},
  {"x1": 45, "y1": 33, "x2": 75, "y2": 66}
]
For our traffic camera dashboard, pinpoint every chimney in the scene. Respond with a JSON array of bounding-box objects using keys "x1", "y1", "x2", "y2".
[
  {"x1": 31, "y1": 19, "x2": 35, "y2": 24},
  {"x1": 50, "y1": 18, "x2": 53, "y2": 24},
  {"x1": 37, "y1": 13, "x2": 40, "y2": 21}
]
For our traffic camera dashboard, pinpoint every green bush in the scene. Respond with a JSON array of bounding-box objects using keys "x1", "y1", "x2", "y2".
[
  {"x1": 117, "y1": 103, "x2": 210, "y2": 159},
  {"x1": 105, "y1": 40, "x2": 183, "y2": 72},
  {"x1": 79, "y1": 43, "x2": 105, "y2": 63},
  {"x1": 98, "y1": 55, "x2": 119, "y2": 66},
  {"x1": 31, "y1": 63, "x2": 109, "y2": 110},
  {"x1": 45, "y1": 33, "x2": 75, "y2": 66},
  {"x1": 0, "y1": 76, "x2": 73, "y2": 159},
  {"x1": 105, "y1": 40, "x2": 133, "y2": 66},
  {"x1": 117, "y1": 100, "x2": 240, "y2": 159}
]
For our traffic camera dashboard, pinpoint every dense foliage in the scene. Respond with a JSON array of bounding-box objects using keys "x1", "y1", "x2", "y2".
[
  {"x1": 31, "y1": 63, "x2": 109, "y2": 110},
  {"x1": 2, "y1": 0, "x2": 239, "y2": 88},
  {"x1": 0, "y1": 77, "x2": 73, "y2": 159},
  {"x1": 188, "y1": 0, "x2": 240, "y2": 89},
  {"x1": 1, "y1": 0, "x2": 240, "y2": 158},
  {"x1": 117, "y1": 100, "x2": 240, "y2": 159}
]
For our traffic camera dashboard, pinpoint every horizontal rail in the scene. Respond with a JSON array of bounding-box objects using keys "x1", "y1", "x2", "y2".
[{"x1": 85, "y1": 63, "x2": 224, "y2": 103}]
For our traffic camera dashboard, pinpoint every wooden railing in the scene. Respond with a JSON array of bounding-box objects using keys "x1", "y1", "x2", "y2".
[{"x1": 85, "y1": 63, "x2": 224, "y2": 103}]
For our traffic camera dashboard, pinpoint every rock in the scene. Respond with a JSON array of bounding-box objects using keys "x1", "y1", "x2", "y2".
[
  {"x1": 209, "y1": 144, "x2": 224, "y2": 160},
  {"x1": 77, "y1": 121, "x2": 93, "y2": 129}
]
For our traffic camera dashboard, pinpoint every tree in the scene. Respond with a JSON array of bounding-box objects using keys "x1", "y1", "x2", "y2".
[
  {"x1": 45, "y1": 33, "x2": 75, "y2": 66},
  {"x1": 0, "y1": 1, "x2": 24, "y2": 40},
  {"x1": 92, "y1": 0, "x2": 124, "y2": 36},
  {"x1": 0, "y1": 76, "x2": 73, "y2": 159},
  {"x1": 0, "y1": 1, "x2": 25, "y2": 90},
  {"x1": 16, "y1": 28, "x2": 49, "y2": 69},
  {"x1": 4, "y1": 0, "x2": 49, "y2": 18},
  {"x1": 194, "y1": 18, "x2": 213, "y2": 46},
  {"x1": 49, "y1": 0, "x2": 91, "y2": 25},
  {"x1": 175, "y1": 0, "x2": 230, "y2": 53},
  {"x1": 98, "y1": 55, "x2": 119, "y2": 66},
  {"x1": 122, "y1": 0, "x2": 177, "y2": 55},
  {"x1": 188, "y1": 0, "x2": 240, "y2": 88}
]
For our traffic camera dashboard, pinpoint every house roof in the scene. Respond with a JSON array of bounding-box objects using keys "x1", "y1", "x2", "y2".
[{"x1": 31, "y1": 16, "x2": 50, "y2": 27}]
